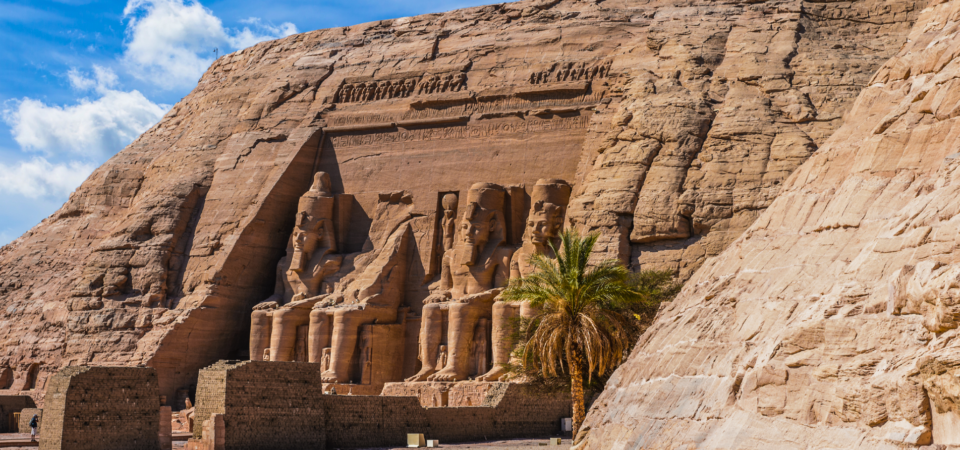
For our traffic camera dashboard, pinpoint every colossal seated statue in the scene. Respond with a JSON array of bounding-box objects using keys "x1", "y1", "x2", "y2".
[
  {"x1": 311, "y1": 192, "x2": 414, "y2": 383},
  {"x1": 478, "y1": 179, "x2": 571, "y2": 381},
  {"x1": 407, "y1": 183, "x2": 514, "y2": 382},
  {"x1": 249, "y1": 172, "x2": 343, "y2": 363}
]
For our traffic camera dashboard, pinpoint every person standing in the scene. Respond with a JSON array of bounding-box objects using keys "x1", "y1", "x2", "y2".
[{"x1": 29, "y1": 414, "x2": 38, "y2": 441}]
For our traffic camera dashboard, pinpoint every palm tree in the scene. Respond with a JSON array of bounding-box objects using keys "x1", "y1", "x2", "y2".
[{"x1": 501, "y1": 229, "x2": 662, "y2": 437}]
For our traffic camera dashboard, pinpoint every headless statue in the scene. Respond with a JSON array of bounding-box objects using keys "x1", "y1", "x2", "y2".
[
  {"x1": 478, "y1": 179, "x2": 571, "y2": 381},
  {"x1": 407, "y1": 183, "x2": 514, "y2": 382},
  {"x1": 250, "y1": 172, "x2": 343, "y2": 362}
]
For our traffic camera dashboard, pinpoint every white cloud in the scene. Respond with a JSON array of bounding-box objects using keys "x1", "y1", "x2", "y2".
[
  {"x1": 68, "y1": 65, "x2": 119, "y2": 92},
  {"x1": 233, "y1": 18, "x2": 298, "y2": 50},
  {"x1": 122, "y1": 0, "x2": 297, "y2": 89},
  {"x1": 2, "y1": 68, "x2": 167, "y2": 159},
  {"x1": 0, "y1": 158, "x2": 95, "y2": 198}
]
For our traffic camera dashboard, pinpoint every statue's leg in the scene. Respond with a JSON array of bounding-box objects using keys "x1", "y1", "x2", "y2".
[
  {"x1": 406, "y1": 303, "x2": 444, "y2": 381},
  {"x1": 308, "y1": 309, "x2": 331, "y2": 363},
  {"x1": 269, "y1": 308, "x2": 310, "y2": 362},
  {"x1": 477, "y1": 301, "x2": 519, "y2": 381},
  {"x1": 323, "y1": 306, "x2": 395, "y2": 383},
  {"x1": 250, "y1": 310, "x2": 274, "y2": 361},
  {"x1": 430, "y1": 301, "x2": 487, "y2": 381},
  {"x1": 520, "y1": 300, "x2": 541, "y2": 320}
]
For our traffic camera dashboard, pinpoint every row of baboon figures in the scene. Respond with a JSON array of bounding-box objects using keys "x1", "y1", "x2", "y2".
[
  {"x1": 528, "y1": 60, "x2": 613, "y2": 85},
  {"x1": 335, "y1": 73, "x2": 468, "y2": 103},
  {"x1": 333, "y1": 59, "x2": 614, "y2": 104},
  {"x1": 249, "y1": 173, "x2": 573, "y2": 385}
]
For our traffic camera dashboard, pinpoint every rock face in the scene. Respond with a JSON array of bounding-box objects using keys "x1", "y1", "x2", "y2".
[
  {"x1": 579, "y1": 0, "x2": 960, "y2": 448},
  {"x1": 0, "y1": 0, "x2": 923, "y2": 404}
]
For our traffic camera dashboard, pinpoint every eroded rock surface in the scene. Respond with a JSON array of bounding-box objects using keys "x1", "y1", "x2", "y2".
[
  {"x1": 0, "y1": 0, "x2": 922, "y2": 404},
  {"x1": 580, "y1": 0, "x2": 960, "y2": 448}
]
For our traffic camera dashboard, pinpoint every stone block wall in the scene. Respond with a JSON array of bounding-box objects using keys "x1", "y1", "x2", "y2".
[
  {"x1": 39, "y1": 367, "x2": 160, "y2": 450},
  {"x1": 383, "y1": 381, "x2": 499, "y2": 407},
  {"x1": 320, "y1": 395, "x2": 427, "y2": 449},
  {"x1": 0, "y1": 396, "x2": 35, "y2": 432},
  {"x1": 18, "y1": 408, "x2": 41, "y2": 434},
  {"x1": 193, "y1": 360, "x2": 571, "y2": 449},
  {"x1": 192, "y1": 361, "x2": 326, "y2": 450}
]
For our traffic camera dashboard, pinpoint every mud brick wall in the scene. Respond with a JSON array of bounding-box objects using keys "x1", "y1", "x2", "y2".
[
  {"x1": 192, "y1": 363, "x2": 227, "y2": 440},
  {"x1": 194, "y1": 360, "x2": 571, "y2": 449},
  {"x1": 320, "y1": 395, "x2": 427, "y2": 448},
  {"x1": 193, "y1": 361, "x2": 327, "y2": 450},
  {"x1": 484, "y1": 383, "x2": 570, "y2": 438},
  {"x1": 39, "y1": 367, "x2": 160, "y2": 450},
  {"x1": 18, "y1": 408, "x2": 41, "y2": 433},
  {"x1": 418, "y1": 383, "x2": 569, "y2": 442},
  {"x1": 0, "y1": 396, "x2": 35, "y2": 432},
  {"x1": 321, "y1": 383, "x2": 570, "y2": 446}
]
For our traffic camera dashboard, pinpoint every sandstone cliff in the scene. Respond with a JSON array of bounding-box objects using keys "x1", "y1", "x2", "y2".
[
  {"x1": 579, "y1": 0, "x2": 960, "y2": 448},
  {"x1": 0, "y1": 0, "x2": 922, "y2": 404}
]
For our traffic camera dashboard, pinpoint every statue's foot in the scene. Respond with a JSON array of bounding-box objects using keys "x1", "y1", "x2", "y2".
[
  {"x1": 476, "y1": 366, "x2": 508, "y2": 382},
  {"x1": 321, "y1": 371, "x2": 344, "y2": 384},
  {"x1": 405, "y1": 368, "x2": 436, "y2": 382},
  {"x1": 427, "y1": 368, "x2": 465, "y2": 382}
]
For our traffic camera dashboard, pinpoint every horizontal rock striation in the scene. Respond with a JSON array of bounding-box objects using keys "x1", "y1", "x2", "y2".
[
  {"x1": 0, "y1": 0, "x2": 923, "y2": 404},
  {"x1": 579, "y1": 0, "x2": 960, "y2": 448}
]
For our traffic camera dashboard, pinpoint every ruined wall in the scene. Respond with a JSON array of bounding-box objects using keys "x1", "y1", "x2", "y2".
[
  {"x1": 17, "y1": 408, "x2": 41, "y2": 434},
  {"x1": 192, "y1": 360, "x2": 569, "y2": 449},
  {"x1": 0, "y1": 396, "x2": 35, "y2": 433},
  {"x1": 0, "y1": 0, "x2": 926, "y2": 403},
  {"x1": 39, "y1": 367, "x2": 159, "y2": 450},
  {"x1": 191, "y1": 360, "x2": 326, "y2": 449},
  {"x1": 579, "y1": 0, "x2": 960, "y2": 448}
]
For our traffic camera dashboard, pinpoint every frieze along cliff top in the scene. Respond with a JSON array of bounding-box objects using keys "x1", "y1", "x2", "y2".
[{"x1": 0, "y1": 0, "x2": 925, "y2": 426}]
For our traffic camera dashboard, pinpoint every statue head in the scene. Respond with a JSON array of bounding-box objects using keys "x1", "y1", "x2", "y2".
[
  {"x1": 442, "y1": 193, "x2": 458, "y2": 219},
  {"x1": 457, "y1": 183, "x2": 505, "y2": 265},
  {"x1": 525, "y1": 179, "x2": 571, "y2": 247},
  {"x1": 292, "y1": 172, "x2": 336, "y2": 263}
]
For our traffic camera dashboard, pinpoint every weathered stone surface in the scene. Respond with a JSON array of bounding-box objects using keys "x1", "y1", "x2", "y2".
[
  {"x1": 0, "y1": 0, "x2": 923, "y2": 406},
  {"x1": 39, "y1": 366, "x2": 159, "y2": 450},
  {"x1": 579, "y1": 1, "x2": 960, "y2": 447}
]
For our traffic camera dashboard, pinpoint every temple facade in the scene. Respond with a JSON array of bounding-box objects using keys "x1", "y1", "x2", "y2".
[{"x1": 249, "y1": 178, "x2": 572, "y2": 394}]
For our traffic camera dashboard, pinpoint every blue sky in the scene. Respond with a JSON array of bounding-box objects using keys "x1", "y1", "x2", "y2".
[{"x1": 0, "y1": 0, "x2": 493, "y2": 246}]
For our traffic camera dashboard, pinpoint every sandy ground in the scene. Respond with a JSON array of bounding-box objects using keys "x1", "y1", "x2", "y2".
[
  {"x1": 350, "y1": 438, "x2": 572, "y2": 449},
  {"x1": 4, "y1": 433, "x2": 568, "y2": 449},
  {"x1": 169, "y1": 437, "x2": 571, "y2": 449},
  {"x1": 0, "y1": 432, "x2": 37, "y2": 449}
]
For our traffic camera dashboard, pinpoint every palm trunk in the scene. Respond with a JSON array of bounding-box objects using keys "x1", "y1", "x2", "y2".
[{"x1": 568, "y1": 346, "x2": 586, "y2": 438}]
